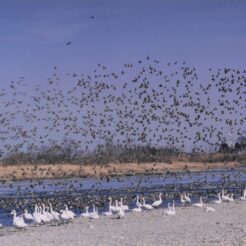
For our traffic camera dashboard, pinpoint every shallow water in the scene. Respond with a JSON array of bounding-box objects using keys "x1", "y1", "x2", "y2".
[{"x1": 0, "y1": 166, "x2": 245, "y2": 226}]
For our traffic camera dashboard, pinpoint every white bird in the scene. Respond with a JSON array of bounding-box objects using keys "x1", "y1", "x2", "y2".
[
  {"x1": 204, "y1": 207, "x2": 215, "y2": 212},
  {"x1": 89, "y1": 205, "x2": 100, "y2": 219},
  {"x1": 193, "y1": 197, "x2": 203, "y2": 208},
  {"x1": 102, "y1": 205, "x2": 112, "y2": 216},
  {"x1": 164, "y1": 202, "x2": 176, "y2": 215},
  {"x1": 33, "y1": 205, "x2": 42, "y2": 224},
  {"x1": 132, "y1": 203, "x2": 142, "y2": 212},
  {"x1": 23, "y1": 209, "x2": 34, "y2": 223},
  {"x1": 136, "y1": 195, "x2": 143, "y2": 208},
  {"x1": 152, "y1": 193, "x2": 162, "y2": 207},
  {"x1": 11, "y1": 210, "x2": 27, "y2": 228},
  {"x1": 214, "y1": 193, "x2": 222, "y2": 204},
  {"x1": 184, "y1": 193, "x2": 191, "y2": 203},
  {"x1": 120, "y1": 198, "x2": 129, "y2": 211},
  {"x1": 111, "y1": 200, "x2": 120, "y2": 213},
  {"x1": 221, "y1": 189, "x2": 233, "y2": 202},
  {"x1": 115, "y1": 204, "x2": 125, "y2": 219},
  {"x1": 142, "y1": 198, "x2": 154, "y2": 210},
  {"x1": 81, "y1": 206, "x2": 90, "y2": 217},
  {"x1": 108, "y1": 197, "x2": 117, "y2": 212},
  {"x1": 239, "y1": 188, "x2": 246, "y2": 201},
  {"x1": 49, "y1": 203, "x2": 60, "y2": 220},
  {"x1": 180, "y1": 194, "x2": 186, "y2": 204},
  {"x1": 60, "y1": 205, "x2": 75, "y2": 220}
]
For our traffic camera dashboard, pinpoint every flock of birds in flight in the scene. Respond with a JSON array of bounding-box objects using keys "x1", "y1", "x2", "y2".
[
  {"x1": 5, "y1": 188, "x2": 246, "y2": 228},
  {"x1": 0, "y1": 57, "x2": 245, "y2": 159}
]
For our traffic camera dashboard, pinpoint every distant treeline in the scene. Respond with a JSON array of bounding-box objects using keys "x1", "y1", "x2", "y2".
[{"x1": 1, "y1": 139, "x2": 245, "y2": 165}]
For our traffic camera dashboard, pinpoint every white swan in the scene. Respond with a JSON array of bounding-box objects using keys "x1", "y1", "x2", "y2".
[
  {"x1": 33, "y1": 205, "x2": 42, "y2": 224},
  {"x1": 49, "y1": 203, "x2": 60, "y2": 220},
  {"x1": 115, "y1": 204, "x2": 125, "y2": 219},
  {"x1": 89, "y1": 205, "x2": 100, "y2": 219},
  {"x1": 184, "y1": 193, "x2": 191, "y2": 203},
  {"x1": 192, "y1": 197, "x2": 203, "y2": 208},
  {"x1": 142, "y1": 197, "x2": 154, "y2": 210},
  {"x1": 152, "y1": 193, "x2": 162, "y2": 207},
  {"x1": 102, "y1": 204, "x2": 112, "y2": 216},
  {"x1": 180, "y1": 194, "x2": 186, "y2": 204},
  {"x1": 23, "y1": 209, "x2": 34, "y2": 223},
  {"x1": 221, "y1": 189, "x2": 233, "y2": 202},
  {"x1": 214, "y1": 193, "x2": 222, "y2": 204},
  {"x1": 132, "y1": 203, "x2": 142, "y2": 212},
  {"x1": 11, "y1": 210, "x2": 27, "y2": 228},
  {"x1": 111, "y1": 200, "x2": 120, "y2": 213},
  {"x1": 108, "y1": 197, "x2": 117, "y2": 212},
  {"x1": 120, "y1": 198, "x2": 129, "y2": 211},
  {"x1": 81, "y1": 206, "x2": 90, "y2": 217},
  {"x1": 60, "y1": 205, "x2": 75, "y2": 220},
  {"x1": 164, "y1": 202, "x2": 176, "y2": 215},
  {"x1": 240, "y1": 188, "x2": 246, "y2": 201},
  {"x1": 136, "y1": 195, "x2": 143, "y2": 208}
]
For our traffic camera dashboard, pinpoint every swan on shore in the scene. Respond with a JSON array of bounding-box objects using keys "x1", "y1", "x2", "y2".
[
  {"x1": 49, "y1": 203, "x2": 60, "y2": 220},
  {"x1": 102, "y1": 205, "x2": 112, "y2": 216},
  {"x1": 164, "y1": 201, "x2": 176, "y2": 215},
  {"x1": 239, "y1": 188, "x2": 246, "y2": 201},
  {"x1": 142, "y1": 197, "x2": 154, "y2": 210},
  {"x1": 23, "y1": 209, "x2": 34, "y2": 223},
  {"x1": 184, "y1": 193, "x2": 191, "y2": 203},
  {"x1": 132, "y1": 203, "x2": 142, "y2": 212},
  {"x1": 221, "y1": 190, "x2": 234, "y2": 202},
  {"x1": 11, "y1": 210, "x2": 27, "y2": 228},
  {"x1": 136, "y1": 195, "x2": 143, "y2": 208},
  {"x1": 192, "y1": 197, "x2": 203, "y2": 208},
  {"x1": 89, "y1": 205, "x2": 100, "y2": 219},
  {"x1": 60, "y1": 205, "x2": 75, "y2": 220},
  {"x1": 81, "y1": 206, "x2": 90, "y2": 217},
  {"x1": 180, "y1": 194, "x2": 186, "y2": 204},
  {"x1": 115, "y1": 204, "x2": 125, "y2": 219},
  {"x1": 214, "y1": 193, "x2": 222, "y2": 204},
  {"x1": 152, "y1": 193, "x2": 162, "y2": 208},
  {"x1": 120, "y1": 198, "x2": 129, "y2": 211}
]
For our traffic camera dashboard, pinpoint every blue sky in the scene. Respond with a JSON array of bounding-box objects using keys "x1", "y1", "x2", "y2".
[{"x1": 0, "y1": 0, "x2": 246, "y2": 83}]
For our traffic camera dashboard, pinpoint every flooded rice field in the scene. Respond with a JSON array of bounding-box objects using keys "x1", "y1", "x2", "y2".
[{"x1": 0, "y1": 167, "x2": 245, "y2": 226}]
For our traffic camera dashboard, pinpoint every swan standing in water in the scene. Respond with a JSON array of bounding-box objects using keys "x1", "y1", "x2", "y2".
[
  {"x1": 11, "y1": 210, "x2": 27, "y2": 228},
  {"x1": 192, "y1": 197, "x2": 203, "y2": 208},
  {"x1": 142, "y1": 197, "x2": 154, "y2": 210},
  {"x1": 152, "y1": 193, "x2": 163, "y2": 208}
]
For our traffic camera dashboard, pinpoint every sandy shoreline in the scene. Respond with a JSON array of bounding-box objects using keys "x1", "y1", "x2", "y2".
[
  {"x1": 0, "y1": 161, "x2": 241, "y2": 181},
  {"x1": 0, "y1": 201, "x2": 245, "y2": 246}
]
